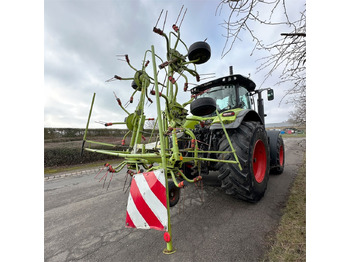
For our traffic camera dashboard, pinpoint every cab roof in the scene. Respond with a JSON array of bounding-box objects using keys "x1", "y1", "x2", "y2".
[{"x1": 190, "y1": 74, "x2": 256, "y2": 95}]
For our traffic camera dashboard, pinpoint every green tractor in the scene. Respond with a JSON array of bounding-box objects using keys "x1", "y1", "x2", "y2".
[{"x1": 181, "y1": 68, "x2": 285, "y2": 202}]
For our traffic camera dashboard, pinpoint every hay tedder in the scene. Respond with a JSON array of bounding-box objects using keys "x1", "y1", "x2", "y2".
[{"x1": 81, "y1": 7, "x2": 285, "y2": 254}]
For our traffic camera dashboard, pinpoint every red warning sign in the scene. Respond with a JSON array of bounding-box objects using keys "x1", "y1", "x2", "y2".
[{"x1": 125, "y1": 169, "x2": 168, "y2": 231}]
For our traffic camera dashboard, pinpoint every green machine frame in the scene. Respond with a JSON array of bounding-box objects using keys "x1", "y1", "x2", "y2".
[{"x1": 81, "y1": 9, "x2": 242, "y2": 254}]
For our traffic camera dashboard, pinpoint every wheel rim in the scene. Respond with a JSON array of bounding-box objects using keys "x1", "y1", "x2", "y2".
[
  {"x1": 279, "y1": 145, "x2": 284, "y2": 166},
  {"x1": 252, "y1": 140, "x2": 267, "y2": 183}
]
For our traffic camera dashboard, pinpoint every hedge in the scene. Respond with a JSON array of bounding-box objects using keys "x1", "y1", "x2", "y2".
[
  {"x1": 44, "y1": 128, "x2": 159, "y2": 167},
  {"x1": 44, "y1": 147, "x2": 120, "y2": 167},
  {"x1": 44, "y1": 128, "x2": 157, "y2": 141}
]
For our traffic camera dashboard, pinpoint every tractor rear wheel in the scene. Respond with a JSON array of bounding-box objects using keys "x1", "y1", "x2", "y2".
[{"x1": 216, "y1": 121, "x2": 270, "y2": 202}]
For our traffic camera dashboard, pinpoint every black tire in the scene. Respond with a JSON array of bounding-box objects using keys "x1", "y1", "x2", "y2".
[
  {"x1": 190, "y1": 97, "x2": 216, "y2": 116},
  {"x1": 216, "y1": 121, "x2": 270, "y2": 202},
  {"x1": 267, "y1": 131, "x2": 285, "y2": 175},
  {"x1": 168, "y1": 181, "x2": 180, "y2": 207},
  {"x1": 188, "y1": 41, "x2": 211, "y2": 64}
]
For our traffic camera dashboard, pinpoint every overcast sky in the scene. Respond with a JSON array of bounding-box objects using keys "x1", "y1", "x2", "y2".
[{"x1": 44, "y1": 0, "x2": 305, "y2": 128}]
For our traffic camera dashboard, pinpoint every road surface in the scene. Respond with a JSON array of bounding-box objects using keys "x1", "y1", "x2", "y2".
[{"x1": 45, "y1": 137, "x2": 305, "y2": 262}]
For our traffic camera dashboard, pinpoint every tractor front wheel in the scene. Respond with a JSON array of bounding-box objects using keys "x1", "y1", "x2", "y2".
[{"x1": 269, "y1": 133, "x2": 285, "y2": 174}]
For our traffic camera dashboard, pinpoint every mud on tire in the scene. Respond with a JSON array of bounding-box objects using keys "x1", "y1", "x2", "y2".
[{"x1": 216, "y1": 121, "x2": 270, "y2": 202}]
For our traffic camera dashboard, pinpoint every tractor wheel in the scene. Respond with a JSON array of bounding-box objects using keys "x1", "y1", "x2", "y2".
[
  {"x1": 216, "y1": 121, "x2": 270, "y2": 202},
  {"x1": 188, "y1": 41, "x2": 211, "y2": 64},
  {"x1": 268, "y1": 132, "x2": 285, "y2": 174},
  {"x1": 168, "y1": 181, "x2": 180, "y2": 207}
]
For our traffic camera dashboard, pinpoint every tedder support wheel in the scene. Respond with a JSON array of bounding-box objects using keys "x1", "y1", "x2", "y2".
[
  {"x1": 216, "y1": 121, "x2": 270, "y2": 202},
  {"x1": 188, "y1": 41, "x2": 211, "y2": 64},
  {"x1": 190, "y1": 97, "x2": 216, "y2": 116},
  {"x1": 168, "y1": 181, "x2": 180, "y2": 207}
]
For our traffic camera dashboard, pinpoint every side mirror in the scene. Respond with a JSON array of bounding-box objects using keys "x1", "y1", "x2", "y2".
[{"x1": 267, "y1": 89, "x2": 274, "y2": 101}]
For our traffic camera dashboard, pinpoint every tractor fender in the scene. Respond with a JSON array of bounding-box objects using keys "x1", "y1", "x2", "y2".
[{"x1": 210, "y1": 109, "x2": 263, "y2": 130}]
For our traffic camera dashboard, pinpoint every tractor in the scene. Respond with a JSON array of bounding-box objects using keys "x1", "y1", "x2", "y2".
[{"x1": 179, "y1": 67, "x2": 285, "y2": 202}]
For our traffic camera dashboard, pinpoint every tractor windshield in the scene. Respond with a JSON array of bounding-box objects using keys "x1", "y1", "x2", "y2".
[{"x1": 198, "y1": 84, "x2": 251, "y2": 114}]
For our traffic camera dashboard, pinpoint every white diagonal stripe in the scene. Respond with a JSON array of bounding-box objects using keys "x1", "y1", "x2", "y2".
[
  {"x1": 126, "y1": 191, "x2": 150, "y2": 229},
  {"x1": 134, "y1": 173, "x2": 168, "y2": 228},
  {"x1": 155, "y1": 169, "x2": 166, "y2": 188}
]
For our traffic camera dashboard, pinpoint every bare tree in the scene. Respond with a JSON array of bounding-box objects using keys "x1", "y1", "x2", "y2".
[{"x1": 217, "y1": 0, "x2": 306, "y2": 125}]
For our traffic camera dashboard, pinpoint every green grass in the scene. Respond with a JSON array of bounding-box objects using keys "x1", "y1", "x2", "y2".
[{"x1": 263, "y1": 157, "x2": 306, "y2": 261}]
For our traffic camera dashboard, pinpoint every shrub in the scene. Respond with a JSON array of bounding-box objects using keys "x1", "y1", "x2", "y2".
[{"x1": 44, "y1": 147, "x2": 119, "y2": 167}]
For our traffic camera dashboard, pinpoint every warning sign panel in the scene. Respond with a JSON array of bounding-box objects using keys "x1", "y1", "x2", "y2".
[{"x1": 125, "y1": 169, "x2": 168, "y2": 231}]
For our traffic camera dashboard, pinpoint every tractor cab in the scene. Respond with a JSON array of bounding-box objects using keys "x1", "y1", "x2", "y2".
[
  {"x1": 188, "y1": 72, "x2": 275, "y2": 126},
  {"x1": 190, "y1": 74, "x2": 256, "y2": 116}
]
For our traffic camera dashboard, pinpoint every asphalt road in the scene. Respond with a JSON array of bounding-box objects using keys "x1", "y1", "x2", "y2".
[{"x1": 45, "y1": 137, "x2": 306, "y2": 262}]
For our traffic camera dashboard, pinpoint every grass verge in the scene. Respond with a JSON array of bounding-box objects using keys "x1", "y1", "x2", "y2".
[{"x1": 263, "y1": 156, "x2": 306, "y2": 261}]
